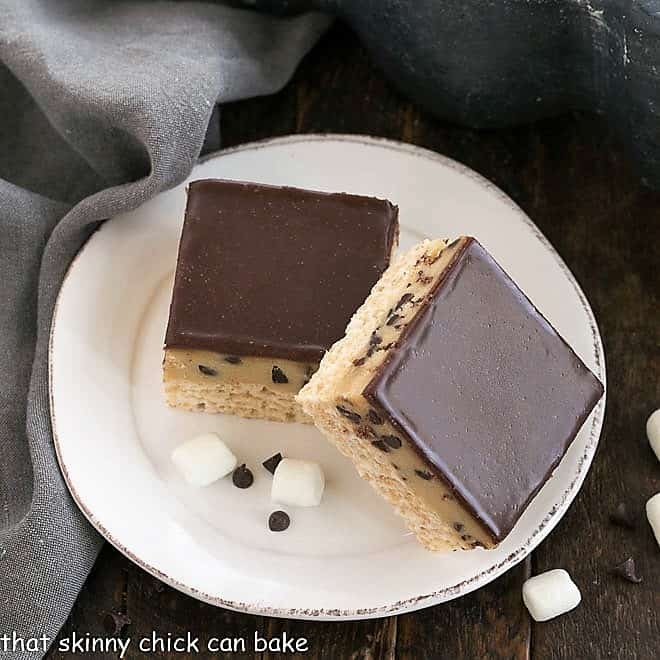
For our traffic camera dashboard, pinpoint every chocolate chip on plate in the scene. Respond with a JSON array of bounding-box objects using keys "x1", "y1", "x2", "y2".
[
  {"x1": 272, "y1": 366, "x2": 288, "y2": 384},
  {"x1": 609, "y1": 502, "x2": 636, "y2": 529},
  {"x1": 224, "y1": 355, "x2": 242, "y2": 365},
  {"x1": 611, "y1": 557, "x2": 642, "y2": 583},
  {"x1": 232, "y1": 464, "x2": 254, "y2": 489},
  {"x1": 197, "y1": 364, "x2": 217, "y2": 376},
  {"x1": 262, "y1": 452, "x2": 283, "y2": 475},
  {"x1": 268, "y1": 510, "x2": 290, "y2": 532}
]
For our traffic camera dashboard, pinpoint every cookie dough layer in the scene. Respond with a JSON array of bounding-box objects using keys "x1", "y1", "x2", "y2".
[
  {"x1": 298, "y1": 238, "x2": 489, "y2": 550},
  {"x1": 298, "y1": 237, "x2": 603, "y2": 551},
  {"x1": 164, "y1": 349, "x2": 315, "y2": 423}
]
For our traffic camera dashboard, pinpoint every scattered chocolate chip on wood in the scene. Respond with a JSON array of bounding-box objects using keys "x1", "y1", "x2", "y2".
[
  {"x1": 268, "y1": 510, "x2": 290, "y2": 532},
  {"x1": 197, "y1": 364, "x2": 217, "y2": 376},
  {"x1": 262, "y1": 452, "x2": 283, "y2": 475},
  {"x1": 611, "y1": 557, "x2": 642, "y2": 583},
  {"x1": 271, "y1": 365, "x2": 288, "y2": 383},
  {"x1": 609, "y1": 502, "x2": 636, "y2": 529},
  {"x1": 103, "y1": 612, "x2": 131, "y2": 635},
  {"x1": 232, "y1": 464, "x2": 254, "y2": 489}
]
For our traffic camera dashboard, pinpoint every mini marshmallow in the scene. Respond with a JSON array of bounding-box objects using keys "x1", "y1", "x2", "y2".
[
  {"x1": 171, "y1": 433, "x2": 237, "y2": 487},
  {"x1": 271, "y1": 458, "x2": 325, "y2": 507},
  {"x1": 646, "y1": 492, "x2": 660, "y2": 548},
  {"x1": 522, "y1": 569, "x2": 581, "y2": 622},
  {"x1": 646, "y1": 409, "x2": 660, "y2": 461}
]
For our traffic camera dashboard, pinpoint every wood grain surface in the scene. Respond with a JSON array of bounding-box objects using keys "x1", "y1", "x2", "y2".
[{"x1": 46, "y1": 23, "x2": 659, "y2": 660}]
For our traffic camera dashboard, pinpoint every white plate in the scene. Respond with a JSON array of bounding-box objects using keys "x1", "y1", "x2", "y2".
[{"x1": 50, "y1": 135, "x2": 605, "y2": 619}]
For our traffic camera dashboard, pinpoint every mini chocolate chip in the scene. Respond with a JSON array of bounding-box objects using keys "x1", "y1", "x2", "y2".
[
  {"x1": 224, "y1": 355, "x2": 242, "y2": 365},
  {"x1": 415, "y1": 469, "x2": 434, "y2": 480},
  {"x1": 198, "y1": 364, "x2": 217, "y2": 376},
  {"x1": 262, "y1": 453, "x2": 283, "y2": 475},
  {"x1": 610, "y1": 502, "x2": 636, "y2": 529},
  {"x1": 268, "y1": 510, "x2": 290, "y2": 532},
  {"x1": 611, "y1": 557, "x2": 642, "y2": 583},
  {"x1": 352, "y1": 356, "x2": 367, "y2": 367},
  {"x1": 103, "y1": 612, "x2": 131, "y2": 635},
  {"x1": 369, "y1": 332, "x2": 382, "y2": 346},
  {"x1": 453, "y1": 522, "x2": 465, "y2": 532},
  {"x1": 272, "y1": 366, "x2": 288, "y2": 384},
  {"x1": 386, "y1": 314, "x2": 402, "y2": 326},
  {"x1": 232, "y1": 464, "x2": 254, "y2": 489},
  {"x1": 336, "y1": 405, "x2": 361, "y2": 423},
  {"x1": 368, "y1": 409, "x2": 384, "y2": 425},
  {"x1": 372, "y1": 439, "x2": 390, "y2": 453},
  {"x1": 381, "y1": 435, "x2": 402, "y2": 449},
  {"x1": 461, "y1": 534, "x2": 470, "y2": 542},
  {"x1": 396, "y1": 293, "x2": 414, "y2": 309}
]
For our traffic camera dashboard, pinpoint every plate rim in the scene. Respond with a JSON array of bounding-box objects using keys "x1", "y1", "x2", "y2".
[{"x1": 49, "y1": 133, "x2": 606, "y2": 620}]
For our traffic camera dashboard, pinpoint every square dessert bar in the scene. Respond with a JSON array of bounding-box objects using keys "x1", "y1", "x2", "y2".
[
  {"x1": 298, "y1": 237, "x2": 603, "y2": 550},
  {"x1": 163, "y1": 179, "x2": 399, "y2": 423}
]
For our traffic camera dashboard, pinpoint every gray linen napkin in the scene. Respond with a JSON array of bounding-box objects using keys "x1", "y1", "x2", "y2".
[{"x1": 0, "y1": 2, "x2": 329, "y2": 656}]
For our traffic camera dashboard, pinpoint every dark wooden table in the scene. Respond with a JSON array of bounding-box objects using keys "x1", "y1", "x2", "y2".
[{"x1": 47, "y1": 24, "x2": 659, "y2": 660}]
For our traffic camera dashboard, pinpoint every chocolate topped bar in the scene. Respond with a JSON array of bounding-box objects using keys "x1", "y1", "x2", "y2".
[
  {"x1": 163, "y1": 179, "x2": 399, "y2": 423},
  {"x1": 165, "y1": 179, "x2": 398, "y2": 362},
  {"x1": 364, "y1": 238, "x2": 604, "y2": 542},
  {"x1": 298, "y1": 237, "x2": 603, "y2": 551}
]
